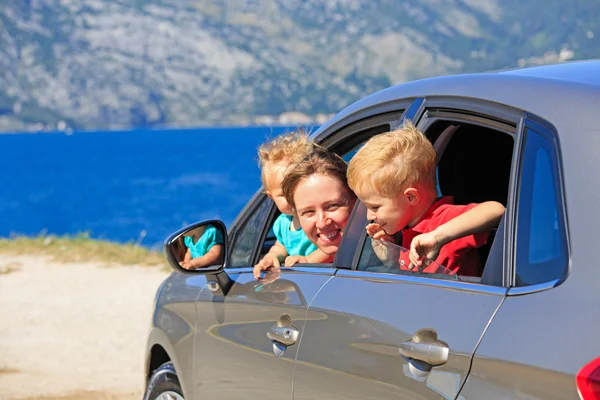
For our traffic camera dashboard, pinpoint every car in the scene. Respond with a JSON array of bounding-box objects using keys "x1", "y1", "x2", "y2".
[{"x1": 143, "y1": 59, "x2": 600, "y2": 400}]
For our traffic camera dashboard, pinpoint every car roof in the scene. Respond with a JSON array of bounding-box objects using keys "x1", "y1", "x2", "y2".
[
  {"x1": 498, "y1": 59, "x2": 600, "y2": 87},
  {"x1": 313, "y1": 59, "x2": 600, "y2": 139}
]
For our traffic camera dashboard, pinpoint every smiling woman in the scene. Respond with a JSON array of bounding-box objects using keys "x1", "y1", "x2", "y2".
[{"x1": 282, "y1": 147, "x2": 357, "y2": 257}]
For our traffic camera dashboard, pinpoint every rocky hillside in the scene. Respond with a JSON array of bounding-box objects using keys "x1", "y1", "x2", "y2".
[{"x1": 1, "y1": 0, "x2": 598, "y2": 132}]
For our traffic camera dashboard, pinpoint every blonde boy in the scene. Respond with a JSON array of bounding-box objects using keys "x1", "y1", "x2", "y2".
[
  {"x1": 253, "y1": 130, "x2": 330, "y2": 278},
  {"x1": 347, "y1": 121, "x2": 505, "y2": 276}
]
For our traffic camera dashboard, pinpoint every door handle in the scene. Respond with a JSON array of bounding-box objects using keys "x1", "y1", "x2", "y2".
[
  {"x1": 267, "y1": 314, "x2": 299, "y2": 358},
  {"x1": 398, "y1": 329, "x2": 449, "y2": 367},
  {"x1": 267, "y1": 325, "x2": 299, "y2": 346}
]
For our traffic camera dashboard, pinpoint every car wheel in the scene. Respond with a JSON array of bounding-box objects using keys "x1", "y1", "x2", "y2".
[{"x1": 144, "y1": 361, "x2": 184, "y2": 400}]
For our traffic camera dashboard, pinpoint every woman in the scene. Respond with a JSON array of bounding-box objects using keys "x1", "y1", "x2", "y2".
[{"x1": 281, "y1": 147, "x2": 357, "y2": 258}]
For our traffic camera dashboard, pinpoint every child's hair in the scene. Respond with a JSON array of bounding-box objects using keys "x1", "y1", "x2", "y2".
[
  {"x1": 282, "y1": 146, "x2": 353, "y2": 209},
  {"x1": 257, "y1": 128, "x2": 315, "y2": 189},
  {"x1": 347, "y1": 120, "x2": 437, "y2": 198}
]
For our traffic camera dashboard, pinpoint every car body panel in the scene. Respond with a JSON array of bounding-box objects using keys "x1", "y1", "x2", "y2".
[
  {"x1": 146, "y1": 272, "x2": 207, "y2": 398},
  {"x1": 293, "y1": 271, "x2": 506, "y2": 400},
  {"x1": 190, "y1": 267, "x2": 334, "y2": 400}
]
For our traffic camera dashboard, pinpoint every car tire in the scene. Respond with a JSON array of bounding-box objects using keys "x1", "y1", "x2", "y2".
[{"x1": 144, "y1": 361, "x2": 184, "y2": 400}]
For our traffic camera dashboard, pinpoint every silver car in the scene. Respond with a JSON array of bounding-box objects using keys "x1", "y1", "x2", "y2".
[{"x1": 143, "y1": 60, "x2": 600, "y2": 400}]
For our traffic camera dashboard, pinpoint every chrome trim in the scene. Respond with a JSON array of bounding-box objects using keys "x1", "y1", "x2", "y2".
[
  {"x1": 507, "y1": 278, "x2": 562, "y2": 296},
  {"x1": 335, "y1": 270, "x2": 508, "y2": 295},
  {"x1": 418, "y1": 113, "x2": 515, "y2": 137},
  {"x1": 224, "y1": 266, "x2": 337, "y2": 276},
  {"x1": 422, "y1": 96, "x2": 523, "y2": 125},
  {"x1": 283, "y1": 266, "x2": 337, "y2": 275}
]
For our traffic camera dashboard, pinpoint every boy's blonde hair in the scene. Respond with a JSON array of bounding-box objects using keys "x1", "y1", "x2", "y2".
[
  {"x1": 347, "y1": 120, "x2": 437, "y2": 198},
  {"x1": 258, "y1": 128, "x2": 315, "y2": 189}
]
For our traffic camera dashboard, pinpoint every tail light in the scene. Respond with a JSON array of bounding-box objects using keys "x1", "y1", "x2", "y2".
[{"x1": 577, "y1": 357, "x2": 600, "y2": 399}]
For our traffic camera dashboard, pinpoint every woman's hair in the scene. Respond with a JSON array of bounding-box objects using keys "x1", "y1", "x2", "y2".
[
  {"x1": 257, "y1": 128, "x2": 315, "y2": 189},
  {"x1": 282, "y1": 146, "x2": 352, "y2": 208}
]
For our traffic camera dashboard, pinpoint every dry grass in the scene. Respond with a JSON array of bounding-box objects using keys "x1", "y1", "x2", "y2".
[
  {"x1": 0, "y1": 260, "x2": 22, "y2": 274},
  {"x1": 0, "y1": 232, "x2": 167, "y2": 268}
]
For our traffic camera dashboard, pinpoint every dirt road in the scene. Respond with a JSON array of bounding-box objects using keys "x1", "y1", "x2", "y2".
[{"x1": 0, "y1": 255, "x2": 169, "y2": 400}]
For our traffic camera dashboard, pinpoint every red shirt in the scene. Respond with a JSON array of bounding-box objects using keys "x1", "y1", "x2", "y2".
[{"x1": 398, "y1": 196, "x2": 489, "y2": 277}]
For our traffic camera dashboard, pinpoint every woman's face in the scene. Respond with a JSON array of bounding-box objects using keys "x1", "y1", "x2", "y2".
[{"x1": 293, "y1": 174, "x2": 356, "y2": 256}]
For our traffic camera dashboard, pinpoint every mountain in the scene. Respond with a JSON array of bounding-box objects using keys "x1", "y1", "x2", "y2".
[{"x1": 1, "y1": 0, "x2": 599, "y2": 132}]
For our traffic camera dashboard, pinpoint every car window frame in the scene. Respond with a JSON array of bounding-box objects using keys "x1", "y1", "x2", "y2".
[
  {"x1": 339, "y1": 96, "x2": 526, "y2": 289},
  {"x1": 226, "y1": 191, "x2": 277, "y2": 268},
  {"x1": 225, "y1": 103, "x2": 412, "y2": 270},
  {"x1": 507, "y1": 115, "x2": 571, "y2": 294},
  {"x1": 320, "y1": 109, "x2": 415, "y2": 269}
]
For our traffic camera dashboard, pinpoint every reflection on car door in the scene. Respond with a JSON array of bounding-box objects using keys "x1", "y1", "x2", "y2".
[
  {"x1": 293, "y1": 276, "x2": 505, "y2": 399},
  {"x1": 292, "y1": 228, "x2": 506, "y2": 399},
  {"x1": 190, "y1": 268, "x2": 333, "y2": 400}
]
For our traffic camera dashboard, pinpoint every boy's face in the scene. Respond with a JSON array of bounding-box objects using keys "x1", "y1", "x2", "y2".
[
  {"x1": 358, "y1": 189, "x2": 419, "y2": 235},
  {"x1": 265, "y1": 164, "x2": 294, "y2": 215}
]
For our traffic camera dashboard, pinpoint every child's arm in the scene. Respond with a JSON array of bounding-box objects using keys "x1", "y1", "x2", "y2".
[
  {"x1": 184, "y1": 247, "x2": 193, "y2": 262},
  {"x1": 253, "y1": 241, "x2": 289, "y2": 278},
  {"x1": 409, "y1": 201, "x2": 505, "y2": 267},
  {"x1": 179, "y1": 247, "x2": 193, "y2": 266},
  {"x1": 284, "y1": 248, "x2": 334, "y2": 267},
  {"x1": 181, "y1": 244, "x2": 224, "y2": 270}
]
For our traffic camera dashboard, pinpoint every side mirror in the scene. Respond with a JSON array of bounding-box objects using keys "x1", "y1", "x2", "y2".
[{"x1": 164, "y1": 220, "x2": 228, "y2": 274}]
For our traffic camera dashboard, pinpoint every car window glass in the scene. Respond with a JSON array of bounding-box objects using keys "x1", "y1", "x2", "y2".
[
  {"x1": 357, "y1": 238, "x2": 459, "y2": 280},
  {"x1": 228, "y1": 197, "x2": 272, "y2": 268},
  {"x1": 515, "y1": 128, "x2": 567, "y2": 286}
]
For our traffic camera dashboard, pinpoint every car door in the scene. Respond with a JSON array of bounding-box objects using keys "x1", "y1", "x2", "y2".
[
  {"x1": 292, "y1": 100, "x2": 523, "y2": 400},
  {"x1": 458, "y1": 118, "x2": 592, "y2": 399},
  {"x1": 190, "y1": 192, "x2": 335, "y2": 400}
]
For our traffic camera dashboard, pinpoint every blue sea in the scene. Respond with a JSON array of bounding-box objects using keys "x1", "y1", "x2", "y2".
[{"x1": 0, "y1": 126, "x2": 298, "y2": 249}]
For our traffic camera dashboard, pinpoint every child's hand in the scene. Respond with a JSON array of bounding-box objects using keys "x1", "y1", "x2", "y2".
[
  {"x1": 253, "y1": 253, "x2": 281, "y2": 278},
  {"x1": 284, "y1": 255, "x2": 307, "y2": 267},
  {"x1": 370, "y1": 238, "x2": 391, "y2": 263},
  {"x1": 409, "y1": 232, "x2": 442, "y2": 268},
  {"x1": 180, "y1": 260, "x2": 196, "y2": 270},
  {"x1": 259, "y1": 267, "x2": 281, "y2": 284},
  {"x1": 366, "y1": 223, "x2": 395, "y2": 243}
]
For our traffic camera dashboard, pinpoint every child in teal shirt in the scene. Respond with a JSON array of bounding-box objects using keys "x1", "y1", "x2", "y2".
[
  {"x1": 253, "y1": 130, "x2": 331, "y2": 278},
  {"x1": 180, "y1": 224, "x2": 224, "y2": 270}
]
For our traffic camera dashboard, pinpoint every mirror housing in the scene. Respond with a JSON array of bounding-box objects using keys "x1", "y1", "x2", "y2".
[{"x1": 164, "y1": 220, "x2": 228, "y2": 274}]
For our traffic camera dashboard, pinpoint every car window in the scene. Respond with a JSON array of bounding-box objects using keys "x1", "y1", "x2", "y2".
[
  {"x1": 353, "y1": 116, "x2": 515, "y2": 283},
  {"x1": 358, "y1": 237, "x2": 460, "y2": 280},
  {"x1": 228, "y1": 196, "x2": 272, "y2": 268},
  {"x1": 514, "y1": 127, "x2": 567, "y2": 286}
]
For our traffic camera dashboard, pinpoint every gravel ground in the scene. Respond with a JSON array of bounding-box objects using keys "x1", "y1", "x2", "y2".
[{"x1": 0, "y1": 255, "x2": 169, "y2": 400}]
